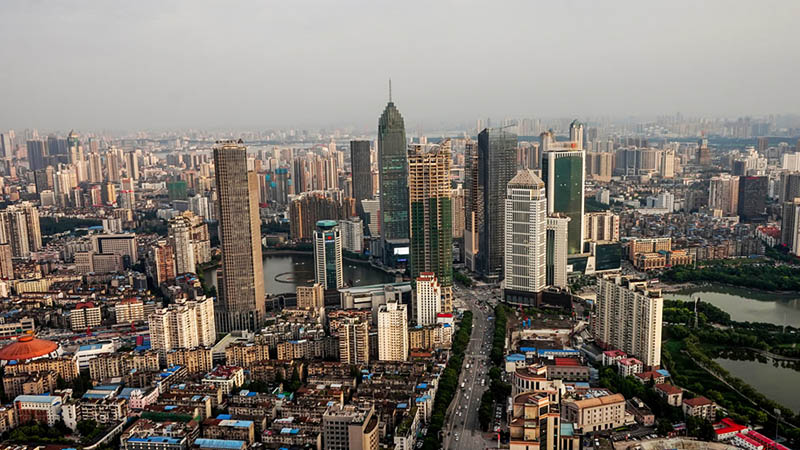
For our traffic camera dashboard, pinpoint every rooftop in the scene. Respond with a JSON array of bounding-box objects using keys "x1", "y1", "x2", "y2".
[
  {"x1": 0, "y1": 334, "x2": 58, "y2": 361},
  {"x1": 683, "y1": 396, "x2": 713, "y2": 407}
]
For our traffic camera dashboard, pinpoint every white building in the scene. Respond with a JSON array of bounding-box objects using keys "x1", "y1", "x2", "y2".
[
  {"x1": 594, "y1": 275, "x2": 663, "y2": 368},
  {"x1": 503, "y1": 170, "x2": 547, "y2": 305},
  {"x1": 340, "y1": 217, "x2": 364, "y2": 254},
  {"x1": 14, "y1": 395, "x2": 63, "y2": 426},
  {"x1": 148, "y1": 296, "x2": 216, "y2": 353},
  {"x1": 168, "y1": 214, "x2": 196, "y2": 274},
  {"x1": 414, "y1": 273, "x2": 441, "y2": 326},
  {"x1": 546, "y1": 215, "x2": 569, "y2": 289},
  {"x1": 313, "y1": 220, "x2": 343, "y2": 289},
  {"x1": 377, "y1": 301, "x2": 408, "y2": 361}
]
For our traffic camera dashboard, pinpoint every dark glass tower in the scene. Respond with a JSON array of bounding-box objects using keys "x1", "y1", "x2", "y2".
[
  {"x1": 542, "y1": 150, "x2": 585, "y2": 254},
  {"x1": 477, "y1": 128, "x2": 517, "y2": 280},
  {"x1": 350, "y1": 140, "x2": 373, "y2": 223},
  {"x1": 378, "y1": 99, "x2": 409, "y2": 268}
]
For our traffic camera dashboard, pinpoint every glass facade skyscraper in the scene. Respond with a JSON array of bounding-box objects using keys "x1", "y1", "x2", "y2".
[
  {"x1": 477, "y1": 128, "x2": 517, "y2": 279},
  {"x1": 314, "y1": 220, "x2": 343, "y2": 289},
  {"x1": 350, "y1": 140, "x2": 373, "y2": 223},
  {"x1": 377, "y1": 100, "x2": 409, "y2": 268},
  {"x1": 542, "y1": 150, "x2": 585, "y2": 254}
]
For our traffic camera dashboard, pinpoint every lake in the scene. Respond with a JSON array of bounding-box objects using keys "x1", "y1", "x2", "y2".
[
  {"x1": 664, "y1": 285, "x2": 800, "y2": 326},
  {"x1": 714, "y1": 354, "x2": 800, "y2": 412},
  {"x1": 204, "y1": 252, "x2": 396, "y2": 295}
]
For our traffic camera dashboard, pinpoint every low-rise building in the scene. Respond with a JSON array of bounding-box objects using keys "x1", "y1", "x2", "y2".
[
  {"x1": 14, "y1": 394, "x2": 63, "y2": 426},
  {"x1": 682, "y1": 396, "x2": 716, "y2": 421},
  {"x1": 202, "y1": 418, "x2": 255, "y2": 445},
  {"x1": 202, "y1": 366, "x2": 244, "y2": 395},
  {"x1": 655, "y1": 383, "x2": 683, "y2": 407},
  {"x1": 561, "y1": 392, "x2": 626, "y2": 434}
]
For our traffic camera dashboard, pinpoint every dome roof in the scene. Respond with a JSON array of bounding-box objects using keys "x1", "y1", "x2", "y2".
[{"x1": 0, "y1": 334, "x2": 58, "y2": 361}]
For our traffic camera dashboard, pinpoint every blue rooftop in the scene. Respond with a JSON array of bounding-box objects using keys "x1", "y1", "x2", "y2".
[
  {"x1": 506, "y1": 354, "x2": 526, "y2": 362},
  {"x1": 128, "y1": 437, "x2": 181, "y2": 444},
  {"x1": 561, "y1": 422, "x2": 575, "y2": 437},
  {"x1": 194, "y1": 438, "x2": 246, "y2": 450},
  {"x1": 656, "y1": 369, "x2": 671, "y2": 377},
  {"x1": 217, "y1": 414, "x2": 232, "y2": 420},
  {"x1": 397, "y1": 403, "x2": 408, "y2": 409}
]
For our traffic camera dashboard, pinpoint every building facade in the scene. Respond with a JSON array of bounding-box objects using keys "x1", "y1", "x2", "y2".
[
  {"x1": 314, "y1": 220, "x2": 343, "y2": 289},
  {"x1": 504, "y1": 170, "x2": 547, "y2": 305}
]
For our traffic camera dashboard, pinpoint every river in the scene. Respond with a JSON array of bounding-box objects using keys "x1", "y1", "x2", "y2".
[
  {"x1": 204, "y1": 252, "x2": 396, "y2": 295},
  {"x1": 663, "y1": 285, "x2": 800, "y2": 325},
  {"x1": 713, "y1": 353, "x2": 800, "y2": 412}
]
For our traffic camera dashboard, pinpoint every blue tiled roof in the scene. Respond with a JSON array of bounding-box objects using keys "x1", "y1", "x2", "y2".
[{"x1": 194, "y1": 438, "x2": 246, "y2": 449}]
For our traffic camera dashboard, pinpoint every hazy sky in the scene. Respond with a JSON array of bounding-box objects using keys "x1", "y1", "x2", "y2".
[{"x1": 1, "y1": 0, "x2": 798, "y2": 131}]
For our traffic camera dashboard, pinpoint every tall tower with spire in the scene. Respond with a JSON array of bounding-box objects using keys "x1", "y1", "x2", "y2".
[{"x1": 377, "y1": 82, "x2": 409, "y2": 268}]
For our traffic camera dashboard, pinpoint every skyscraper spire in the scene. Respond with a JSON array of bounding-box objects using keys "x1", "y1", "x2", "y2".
[{"x1": 389, "y1": 78, "x2": 392, "y2": 102}]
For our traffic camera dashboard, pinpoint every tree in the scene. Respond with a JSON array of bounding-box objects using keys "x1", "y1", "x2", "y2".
[
  {"x1": 77, "y1": 419, "x2": 97, "y2": 437},
  {"x1": 656, "y1": 419, "x2": 673, "y2": 436}
]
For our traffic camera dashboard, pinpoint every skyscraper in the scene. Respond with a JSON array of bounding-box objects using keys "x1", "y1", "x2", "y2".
[
  {"x1": 477, "y1": 128, "x2": 517, "y2": 279},
  {"x1": 708, "y1": 174, "x2": 739, "y2": 216},
  {"x1": 414, "y1": 272, "x2": 442, "y2": 326},
  {"x1": 464, "y1": 140, "x2": 482, "y2": 272},
  {"x1": 313, "y1": 220, "x2": 343, "y2": 289},
  {"x1": 408, "y1": 140, "x2": 453, "y2": 311},
  {"x1": 350, "y1": 140, "x2": 373, "y2": 220},
  {"x1": 594, "y1": 275, "x2": 663, "y2": 368},
  {"x1": 737, "y1": 176, "x2": 768, "y2": 221},
  {"x1": 377, "y1": 94, "x2": 409, "y2": 268},
  {"x1": 338, "y1": 317, "x2": 369, "y2": 365},
  {"x1": 503, "y1": 170, "x2": 547, "y2": 305},
  {"x1": 168, "y1": 214, "x2": 196, "y2": 275},
  {"x1": 377, "y1": 300, "x2": 408, "y2": 361},
  {"x1": 546, "y1": 215, "x2": 569, "y2": 289},
  {"x1": 541, "y1": 125, "x2": 585, "y2": 255},
  {"x1": 213, "y1": 140, "x2": 265, "y2": 332},
  {"x1": 782, "y1": 198, "x2": 800, "y2": 255},
  {"x1": 26, "y1": 140, "x2": 47, "y2": 171}
]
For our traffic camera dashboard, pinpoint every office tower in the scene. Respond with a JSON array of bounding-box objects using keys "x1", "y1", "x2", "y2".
[
  {"x1": 660, "y1": 149, "x2": 675, "y2": 178},
  {"x1": 0, "y1": 134, "x2": 12, "y2": 159},
  {"x1": 289, "y1": 192, "x2": 356, "y2": 240},
  {"x1": 779, "y1": 172, "x2": 800, "y2": 204},
  {"x1": 782, "y1": 198, "x2": 800, "y2": 255},
  {"x1": 106, "y1": 148, "x2": 122, "y2": 182},
  {"x1": 103, "y1": 182, "x2": 116, "y2": 206},
  {"x1": 584, "y1": 212, "x2": 620, "y2": 242},
  {"x1": 149, "y1": 239, "x2": 177, "y2": 286},
  {"x1": 696, "y1": 137, "x2": 711, "y2": 166},
  {"x1": 542, "y1": 135, "x2": 585, "y2": 255},
  {"x1": 594, "y1": 275, "x2": 663, "y2": 368},
  {"x1": 377, "y1": 95, "x2": 409, "y2": 267},
  {"x1": 360, "y1": 199, "x2": 380, "y2": 236},
  {"x1": 189, "y1": 194, "x2": 211, "y2": 219},
  {"x1": 757, "y1": 136, "x2": 769, "y2": 152},
  {"x1": 47, "y1": 135, "x2": 68, "y2": 162},
  {"x1": 546, "y1": 215, "x2": 569, "y2": 289},
  {"x1": 184, "y1": 212, "x2": 211, "y2": 266},
  {"x1": 408, "y1": 140, "x2": 453, "y2": 310},
  {"x1": 148, "y1": 297, "x2": 216, "y2": 352},
  {"x1": 737, "y1": 176, "x2": 768, "y2": 221},
  {"x1": 569, "y1": 119, "x2": 584, "y2": 150},
  {"x1": 313, "y1": 220, "x2": 343, "y2": 289},
  {"x1": 377, "y1": 301, "x2": 408, "y2": 361},
  {"x1": 464, "y1": 140, "x2": 482, "y2": 272},
  {"x1": 0, "y1": 243, "x2": 12, "y2": 279},
  {"x1": 213, "y1": 140, "x2": 266, "y2": 332},
  {"x1": 350, "y1": 140, "x2": 373, "y2": 218},
  {"x1": 503, "y1": 170, "x2": 546, "y2": 305},
  {"x1": 451, "y1": 184, "x2": 465, "y2": 239},
  {"x1": 296, "y1": 283, "x2": 324, "y2": 310},
  {"x1": 338, "y1": 317, "x2": 369, "y2": 364},
  {"x1": 340, "y1": 217, "x2": 364, "y2": 254},
  {"x1": 87, "y1": 152, "x2": 103, "y2": 183},
  {"x1": 477, "y1": 128, "x2": 518, "y2": 279},
  {"x1": 322, "y1": 404, "x2": 379, "y2": 450},
  {"x1": 414, "y1": 272, "x2": 442, "y2": 326},
  {"x1": 26, "y1": 140, "x2": 47, "y2": 171},
  {"x1": 708, "y1": 174, "x2": 739, "y2": 216},
  {"x1": 168, "y1": 214, "x2": 196, "y2": 274}
]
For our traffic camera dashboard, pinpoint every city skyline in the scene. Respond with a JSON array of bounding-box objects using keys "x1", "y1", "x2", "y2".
[{"x1": 2, "y1": 1, "x2": 800, "y2": 131}]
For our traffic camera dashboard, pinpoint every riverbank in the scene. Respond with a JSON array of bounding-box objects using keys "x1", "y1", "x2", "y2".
[{"x1": 660, "y1": 280, "x2": 800, "y2": 297}]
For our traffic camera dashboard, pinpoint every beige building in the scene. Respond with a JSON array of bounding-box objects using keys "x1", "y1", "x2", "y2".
[
  {"x1": 225, "y1": 343, "x2": 270, "y2": 367},
  {"x1": 115, "y1": 298, "x2": 144, "y2": 324},
  {"x1": 561, "y1": 393, "x2": 626, "y2": 434},
  {"x1": 213, "y1": 140, "x2": 266, "y2": 332},
  {"x1": 377, "y1": 301, "x2": 408, "y2": 362},
  {"x1": 584, "y1": 212, "x2": 620, "y2": 243},
  {"x1": 628, "y1": 237, "x2": 671, "y2": 260},
  {"x1": 708, "y1": 174, "x2": 739, "y2": 216},
  {"x1": 546, "y1": 215, "x2": 569, "y2": 289},
  {"x1": 88, "y1": 351, "x2": 160, "y2": 382},
  {"x1": 296, "y1": 283, "x2": 324, "y2": 310},
  {"x1": 510, "y1": 392, "x2": 571, "y2": 450},
  {"x1": 6, "y1": 356, "x2": 78, "y2": 381},
  {"x1": 149, "y1": 296, "x2": 216, "y2": 353},
  {"x1": 69, "y1": 302, "x2": 102, "y2": 331},
  {"x1": 339, "y1": 317, "x2": 369, "y2": 365},
  {"x1": 594, "y1": 275, "x2": 663, "y2": 368},
  {"x1": 166, "y1": 347, "x2": 214, "y2": 374},
  {"x1": 322, "y1": 403, "x2": 379, "y2": 450},
  {"x1": 682, "y1": 396, "x2": 716, "y2": 421}
]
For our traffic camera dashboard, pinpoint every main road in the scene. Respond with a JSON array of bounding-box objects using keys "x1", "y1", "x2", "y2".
[{"x1": 442, "y1": 284, "x2": 499, "y2": 450}]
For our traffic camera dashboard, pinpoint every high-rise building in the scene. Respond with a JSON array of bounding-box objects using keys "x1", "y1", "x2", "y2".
[
  {"x1": 451, "y1": 184, "x2": 465, "y2": 239},
  {"x1": 503, "y1": 170, "x2": 547, "y2": 305},
  {"x1": 296, "y1": 283, "x2": 324, "y2": 310},
  {"x1": 360, "y1": 199, "x2": 380, "y2": 236},
  {"x1": 322, "y1": 403, "x2": 379, "y2": 450},
  {"x1": 737, "y1": 176, "x2": 768, "y2": 221},
  {"x1": 408, "y1": 140, "x2": 453, "y2": 311},
  {"x1": 168, "y1": 214, "x2": 196, "y2": 275},
  {"x1": 541, "y1": 127, "x2": 585, "y2": 255},
  {"x1": 377, "y1": 301, "x2": 408, "y2": 361},
  {"x1": 779, "y1": 172, "x2": 800, "y2": 204},
  {"x1": 377, "y1": 96, "x2": 409, "y2": 267},
  {"x1": 350, "y1": 140, "x2": 373, "y2": 218},
  {"x1": 782, "y1": 198, "x2": 800, "y2": 255},
  {"x1": 464, "y1": 140, "x2": 482, "y2": 272},
  {"x1": 213, "y1": 140, "x2": 266, "y2": 332},
  {"x1": 594, "y1": 275, "x2": 663, "y2": 368},
  {"x1": 288, "y1": 192, "x2": 355, "y2": 240},
  {"x1": 338, "y1": 317, "x2": 369, "y2": 364},
  {"x1": 314, "y1": 220, "x2": 343, "y2": 289},
  {"x1": 0, "y1": 243, "x2": 12, "y2": 279},
  {"x1": 696, "y1": 137, "x2": 711, "y2": 166},
  {"x1": 546, "y1": 215, "x2": 569, "y2": 289},
  {"x1": 0, "y1": 203, "x2": 42, "y2": 259},
  {"x1": 340, "y1": 217, "x2": 364, "y2": 254},
  {"x1": 477, "y1": 128, "x2": 517, "y2": 279},
  {"x1": 708, "y1": 174, "x2": 739, "y2": 216},
  {"x1": 584, "y1": 212, "x2": 620, "y2": 243},
  {"x1": 26, "y1": 140, "x2": 47, "y2": 171},
  {"x1": 414, "y1": 273, "x2": 442, "y2": 326},
  {"x1": 149, "y1": 297, "x2": 216, "y2": 353},
  {"x1": 586, "y1": 152, "x2": 613, "y2": 182}
]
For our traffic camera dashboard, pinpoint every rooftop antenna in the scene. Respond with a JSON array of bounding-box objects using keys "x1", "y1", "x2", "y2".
[{"x1": 389, "y1": 78, "x2": 392, "y2": 102}]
